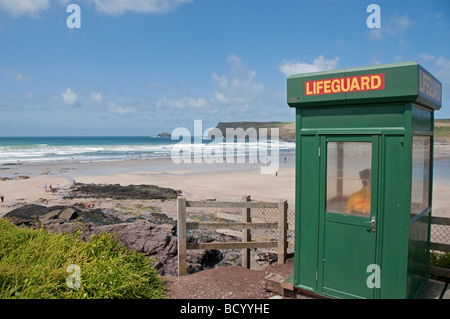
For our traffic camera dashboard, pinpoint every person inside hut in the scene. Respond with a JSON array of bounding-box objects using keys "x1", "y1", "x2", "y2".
[{"x1": 346, "y1": 168, "x2": 371, "y2": 215}]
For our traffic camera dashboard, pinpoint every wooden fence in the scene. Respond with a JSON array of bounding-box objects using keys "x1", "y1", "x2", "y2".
[
  {"x1": 177, "y1": 197, "x2": 449, "y2": 278},
  {"x1": 177, "y1": 197, "x2": 288, "y2": 276}
]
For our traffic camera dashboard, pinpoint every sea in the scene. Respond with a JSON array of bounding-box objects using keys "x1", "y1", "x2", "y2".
[
  {"x1": 1, "y1": 136, "x2": 448, "y2": 183},
  {"x1": 0, "y1": 136, "x2": 296, "y2": 165}
]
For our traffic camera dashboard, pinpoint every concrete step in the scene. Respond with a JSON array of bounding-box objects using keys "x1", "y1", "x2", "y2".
[{"x1": 417, "y1": 279, "x2": 446, "y2": 299}]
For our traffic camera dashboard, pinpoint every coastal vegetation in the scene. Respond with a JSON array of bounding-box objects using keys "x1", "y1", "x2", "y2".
[
  {"x1": 0, "y1": 218, "x2": 165, "y2": 299},
  {"x1": 212, "y1": 119, "x2": 450, "y2": 141},
  {"x1": 435, "y1": 119, "x2": 450, "y2": 139}
]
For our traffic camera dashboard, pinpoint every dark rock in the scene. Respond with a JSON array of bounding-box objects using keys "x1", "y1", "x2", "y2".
[
  {"x1": 215, "y1": 250, "x2": 242, "y2": 268},
  {"x1": 4, "y1": 204, "x2": 124, "y2": 226},
  {"x1": 157, "y1": 132, "x2": 171, "y2": 138},
  {"x1": 78, "y1": 209, "x2": 123, "y2": 225},
  {"x1": 187, "y1": 263, "x2": 203, "y2": 274},
  {"x1": 59, "y1": 208, "x2": 78, "y2": 221},
  {"x1": 67, "y1": 183, "x2": 181, "y2": 201},
  {"x1": 4, "y1": 204, "x2": 53, "y2": 222},
  {"x1": 39, "y1": 210, "x2": 61, "y2": 223},
  {"x1": 202, "y1": 250, "x2": 224, "y2": 268},
  {"x1": 256, "y1": 252, "x2": 278, "y2": 263},
  {"x1": 68, "y1": 220, "x2": 180, "y2": 276}
]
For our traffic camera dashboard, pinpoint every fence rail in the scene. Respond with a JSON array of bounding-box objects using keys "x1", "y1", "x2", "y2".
[{"x1": 177, "y1": 197, "x2": 288, "y2": 276}]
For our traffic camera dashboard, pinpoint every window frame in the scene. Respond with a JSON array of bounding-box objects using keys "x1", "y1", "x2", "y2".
[{"x1": 322, "y1": 135, "x2": 379, "y2": 220}]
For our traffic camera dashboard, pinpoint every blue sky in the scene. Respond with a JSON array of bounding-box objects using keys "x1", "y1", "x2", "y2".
[{"x1": 0, "y1": 0, "x2": 449, "y2": 136}]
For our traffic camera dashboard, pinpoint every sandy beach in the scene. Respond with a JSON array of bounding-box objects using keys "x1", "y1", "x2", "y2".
[
  {"x1": 0, "y1": 155, "x2": 296, "y2": 219},
  {"x1": 0, "y1": 144, "x2": 449, "y2": 219}
]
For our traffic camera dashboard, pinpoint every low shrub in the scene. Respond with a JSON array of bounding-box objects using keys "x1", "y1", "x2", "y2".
[{"x1": 0, "y1": 218, "x2": 165, "y2": 299}]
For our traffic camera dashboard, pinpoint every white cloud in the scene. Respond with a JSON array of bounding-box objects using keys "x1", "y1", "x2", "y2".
[
  {"x1": 156, "y1": 96, "x2": 214, "y2": 116},
  {"x1": 157, "y1": 96, "x2": 209, "y2": 110},
  {"x1": 107, "y1": 101, "x2": 135, "y2": 114},
  {"x1": 211, "y1": 54, "x2": 264, "y2": 111},
  {"x1": 61, "y1": 88, "x2": 77, "y2": 105},
  {"x1": 435, "y1": 56, "x2": 450, "y2": 85},
  {"x1": 87, "y1": 0, "x2": 193, "y2": 16},
  {"x1": 0, "y1": 0, "x2": 192, "y2": 17},
  {"x1": 418, "y1": 53, "x2": 435, "y2": 62},
  {"x1": 90, "y1": 91, "x2": 103, "y2": 103},
  {"x1": 367, "y1": 29, "x2": 384, "y2": 41},
  {"x1": 366, "y1": 13, "x2": 413, "y2": 41},
  {"x1": 416, "y1": 54, "x2": 450, "y2": 86},
  {"x1": 3, "y1": 68, "x2": 32, "y2": 82},
  {"x1": 154, "y1": 54, "x2": 271, "y2": 117},
  {"x1": 278, "y1": 55, "x2": 340, "y2": 76},
  {"x1": 0, "y1": 0, "x2": 49, "y2": 17}
]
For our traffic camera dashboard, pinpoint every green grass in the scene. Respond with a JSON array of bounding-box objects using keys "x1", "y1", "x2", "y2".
[
  {"x1": 430, "y1": 251, "x2": 450, "y2": 269},
  {"x1": 435, "y1": 126, "x2": 450, "y2": 138},
  {"x1": 0, "y1": 218, "x2": 165, "y2": 299}
]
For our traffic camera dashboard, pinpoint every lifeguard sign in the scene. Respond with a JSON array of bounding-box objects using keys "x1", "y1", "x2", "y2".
[
  {"x1": 287, "y1": 61, "x2": 442, "y2": 299},
  {"x1": 304, "y1": 73, "x2": 385, "y2": 96}
]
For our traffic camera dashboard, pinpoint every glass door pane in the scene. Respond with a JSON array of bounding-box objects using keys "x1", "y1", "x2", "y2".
[
  {"x1": 326, "y1": 142, "x2": 372, "y2": 216},
  {"x1": 411, "y1": 136, "x2": 431, "y2": 218}
]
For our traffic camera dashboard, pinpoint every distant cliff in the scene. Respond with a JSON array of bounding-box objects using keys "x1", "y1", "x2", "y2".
[
  {"x1": 208, "y1": 119, "x2": 449, "y2": 142},
  {"x1": 209, "y1": 121, "x2": 296, "y2": 142}
]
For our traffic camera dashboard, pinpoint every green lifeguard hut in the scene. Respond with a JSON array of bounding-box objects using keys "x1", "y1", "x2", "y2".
[{"x1": 287, "y1": 61, "x2": 442, "y2": 299}]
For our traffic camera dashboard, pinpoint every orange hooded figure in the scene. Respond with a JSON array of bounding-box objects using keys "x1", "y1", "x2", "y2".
[{"x1": 347, "y1": 169, "x2": 371, "y2": 215}]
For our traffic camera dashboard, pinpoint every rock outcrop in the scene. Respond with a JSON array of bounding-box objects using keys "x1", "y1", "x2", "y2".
[{"x1": 67, "y1": 183, "x2": 181, "y2": 201}]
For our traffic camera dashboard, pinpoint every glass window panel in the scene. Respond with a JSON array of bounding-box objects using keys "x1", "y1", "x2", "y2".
[
  {"x1": 326, "y1": 142, "x2": 372, "y2": 216},
  {"x1": 411, "y1": 136, "x2": 431, "y2": 217}
]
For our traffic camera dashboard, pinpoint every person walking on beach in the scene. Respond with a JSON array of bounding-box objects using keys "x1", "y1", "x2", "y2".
[{"x1": 0, "y1": 194, "x2": 4, "y2": 203}]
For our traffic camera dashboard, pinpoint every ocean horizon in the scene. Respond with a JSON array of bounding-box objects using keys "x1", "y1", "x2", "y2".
[{"x1": 0, "y1": 136, "x2": 296, "y2": 165}]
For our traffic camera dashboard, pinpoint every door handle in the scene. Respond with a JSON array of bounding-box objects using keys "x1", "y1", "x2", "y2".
[{"x1": 365, "y1": 217, "x2": 376, "y2": 232}]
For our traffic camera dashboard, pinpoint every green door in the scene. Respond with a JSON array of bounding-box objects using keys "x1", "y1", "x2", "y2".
[{"x1": 318, "y1": 135, "x2": 379, "y2": 299}]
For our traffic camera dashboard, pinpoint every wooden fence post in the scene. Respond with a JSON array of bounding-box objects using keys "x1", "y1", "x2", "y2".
[
  {"x1": 241, "y1": 196, "x2": 251, "y2": 269},
  {"x1": 278, "y1": 200, "x2": 288, "y2": 265},
  {"x1": 177, "y1": 197, "x2": 187, "y2": 276}
]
